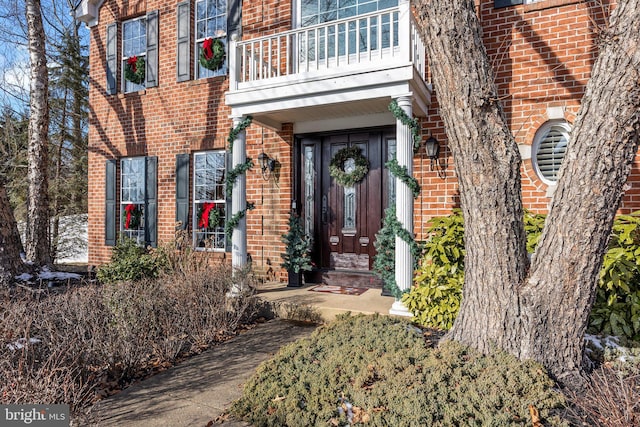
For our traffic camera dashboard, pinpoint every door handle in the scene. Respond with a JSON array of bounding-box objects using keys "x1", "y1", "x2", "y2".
[{"x1": 322, "y1": 194, "x2": 328, "y2": 224}]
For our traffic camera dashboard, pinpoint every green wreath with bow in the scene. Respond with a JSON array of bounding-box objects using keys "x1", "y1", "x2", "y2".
[
  {"x1": 329, "y1": 146, "x2": 369, "y2": 187},
  {"x1": 199, "y1": 37, "x2": 226, "y2": 71},
  {"x1": 124, "y1": 56, "x2": 145, "y2": 85}
]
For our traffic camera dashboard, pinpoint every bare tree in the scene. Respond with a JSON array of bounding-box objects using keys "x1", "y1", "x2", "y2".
[
  {"x1": 25, "y1": 0, "x2": 51, "y2": 266},
  {"x1": 417, "y1": 0, "x2": 640, "y2": 385}
]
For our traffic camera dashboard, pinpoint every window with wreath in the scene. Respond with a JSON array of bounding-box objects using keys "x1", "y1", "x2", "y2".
[
  {"x1": 122, "y1": 17, "x2": 147, "y2": 93},
  {"x1": 193, "y1": 151, "x2": 227, "y2": 250},
  {"x1": 195, "y1": 0, "x2": 228, "y2": 79},
  {"x1": 532, "y1": 120, "x2": 571, "y2": 184},
  {"x1": 120, "y1": 157, "x2": 147, "y2": 244}
]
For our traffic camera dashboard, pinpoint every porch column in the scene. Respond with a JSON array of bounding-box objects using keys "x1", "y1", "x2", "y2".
[
  {"x1": 390, "y1": 94, "x2": 414, "y2": 317},
  {"x1": 231, "y1": 115, "x2": 247, "y2": 273}
]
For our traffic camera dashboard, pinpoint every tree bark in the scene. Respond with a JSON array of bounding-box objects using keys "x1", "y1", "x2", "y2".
[
  {"x1": 417, "y1": 0, "x2": 640, "y2": 383},
  {"x1": 25, "y1": 0, "x2": 51, "y2": 266},
  {"x1": 0, "y1": 183, "x2": 24, "y2": 286}
]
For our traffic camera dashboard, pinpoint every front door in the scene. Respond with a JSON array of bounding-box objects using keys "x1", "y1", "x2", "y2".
[{"x1": 299, "y1": 128, "x2": 395, "y2": 276}]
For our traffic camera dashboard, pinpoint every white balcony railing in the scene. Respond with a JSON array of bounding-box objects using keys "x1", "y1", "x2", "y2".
[{"x1": 228, "y1": 2, "x2": 426, "y2": 90}]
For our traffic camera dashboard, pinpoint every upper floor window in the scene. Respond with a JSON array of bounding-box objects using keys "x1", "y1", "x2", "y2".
[
  {"x1": 196, "y1": 0, "x2": 228, "y2": 79},
  {"x1": 532, "y1": 120, "x2": 570, "y2": 185},
  {"x1": 299, "y1": 0, "x2": 398, "y2": 26},
  {"x1": 122, "y1": 17, "x2": 147, "y2": 93},
  {"x1": 193, "y1": 151, "x2": 227, "y2": 250}
]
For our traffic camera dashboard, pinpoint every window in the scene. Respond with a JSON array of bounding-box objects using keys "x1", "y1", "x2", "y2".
[
  {"x1": 122, "y1": 17, "x2": 147, "y2": 93},
  {"x1": 532, "y1": 120, "x2": 570, "y2": 184},
  {"x1": 193, "y1": 151, "x2": 227, "y2": 250},
  {"x1": 120, "y1": 158, "x2": 146, "y2": 243},
  {"x1": 195, "y1": 0, "x2": 228, "y2": 79},
  {"x1": 298, "y1": 0, "x2": 398, "y2": 59}
]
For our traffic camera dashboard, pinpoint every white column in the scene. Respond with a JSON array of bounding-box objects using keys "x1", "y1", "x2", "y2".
[
  {"x1": 390, "y1": 94, "x2": 414, "y2": 317},
  {"x1": 231, "y1": 115, "x2": 247, "y2": 274}
]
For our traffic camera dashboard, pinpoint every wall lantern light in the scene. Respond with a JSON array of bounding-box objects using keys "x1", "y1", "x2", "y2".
[
  {"x1": 424, "y1": 135, "x2": 440, "y2": 169},
  {"x1": 258, "y1": 151, "x2": 276, "y2": 180}
]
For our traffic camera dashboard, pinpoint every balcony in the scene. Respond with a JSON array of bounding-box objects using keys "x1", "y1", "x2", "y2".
[{"x1": 225, "y1": 0, "x2": 431, "y2": 132}]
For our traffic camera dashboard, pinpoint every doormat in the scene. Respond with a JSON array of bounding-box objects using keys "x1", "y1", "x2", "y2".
[{"x1": 309, "y1": 285, "x2": 368, "y2": 296}]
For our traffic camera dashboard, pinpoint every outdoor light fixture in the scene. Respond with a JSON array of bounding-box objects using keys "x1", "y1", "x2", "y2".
[
  {"x1": 257, "y1": 151, "x2": 276, "y2": 180},
  {"x1": 424, "y1": 135, "x2": 440, "y2": 170}
]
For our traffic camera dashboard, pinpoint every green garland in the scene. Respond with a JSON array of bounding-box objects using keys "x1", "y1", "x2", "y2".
[
  {"x1": 225, "y1": 202, "x2": 255, "y2": 242},
  {"x1": 388, "y1": 100, "x2": 421, "y2": 154},
  {"x1": 381, "y1": 211, "x2": 424, "y2": 298},
  {"x1": 224, "y1": 117, "x2": 255, "y2": 242},
  {"x1": 225, "y1": 159, "x2": 254, "y2": 199},
  {"x1": 124, "y1": 56, "x2": 145, "y2": 85},
  {"x1": 329, "y1": 146, "x2": 369, "y2": 187},
  {"x1": 386, "y1": 158, "x2": 420, "y2": 199},
  {"x1": 227, "y1": 116, "x2": 253, "y2": 151},
  {"x1": 199, "y1": 38, "x2": 226, "y2": 71}
]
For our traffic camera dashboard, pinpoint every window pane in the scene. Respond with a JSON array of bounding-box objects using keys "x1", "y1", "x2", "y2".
[{"x1": 193, "y1": 151, "x2": 227, "y2": 251}]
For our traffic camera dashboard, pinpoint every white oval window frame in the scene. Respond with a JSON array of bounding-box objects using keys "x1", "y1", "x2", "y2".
[{"x1": 531, "y1": 120, "x2": 571, "y2": 186}]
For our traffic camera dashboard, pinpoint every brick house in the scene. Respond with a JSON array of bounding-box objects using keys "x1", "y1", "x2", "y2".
[{"x1": 75, "y1": 0, "x2": 638, "y2": 314}]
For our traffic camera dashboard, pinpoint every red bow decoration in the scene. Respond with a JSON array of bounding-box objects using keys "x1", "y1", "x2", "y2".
[
  {"x1": 199, "y1": 202, "x2": 216, "y2": 228},
  {"x1": 202, "y1": 38, "x2": 214, "y2": 60},
  {"x1": 124, "y1": 204, "x2": 137, "y2": 229},
  {"x1": 127, "y1": 56, "x2": 138, "y2": 73}
]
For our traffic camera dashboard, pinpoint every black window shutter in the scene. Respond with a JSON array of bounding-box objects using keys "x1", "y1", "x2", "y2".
[
  {"x1": 227, "y1": 0, "x2": 242, "y2": 39},
  {"x1": 145, "y1": 156, "x2": 158, "y2": 247},
  {"x1": 146, "y1": 10, "x2": 159, "y2": 88},
  {"x1": 175, "y1": 153, "x2": 190, "y2": 230},
  {"x1": 495, "y1": 0, "x2": 523, "y2": 7},
  {"x1": 176, "y1": 1, "x2": 191, "y2": 82},
  {"x1": 105, "y1": 159, "x2": 117, "y2": 246},
  {"x1": 106, "y1": 23, "x2": 117, "y2": 95}
]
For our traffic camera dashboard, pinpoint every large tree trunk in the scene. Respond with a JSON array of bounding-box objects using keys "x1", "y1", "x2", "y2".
[
  {"x1": 25, "y1": 0, "x2": 51, "y2": 266},
  {"x1": 0, "y1": 183, "x2": 24, "y2": 286},
  {"x1": 520, "y1": 0, "x2": 640, "y2": 383},
  {"x1": 417, "y1": 0, "x2": 640, "y2": 383}
]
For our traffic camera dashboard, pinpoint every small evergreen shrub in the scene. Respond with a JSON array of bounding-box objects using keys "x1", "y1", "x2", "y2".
[
  {"x1": 373, "y1": 206, "x2": 397, "y2": 296},
  {"x1": 96, "y1": 238, "x2": 167, "y2": 283},
  {"x1": 402, "y1": 209, "x2": 465, "y2": 330},
  {"x1": 232, "y1": 314, "x2": 567, "y2": 426},
  {"x1": 281, "y1": 211, "x2": 312, "y2": 273}
]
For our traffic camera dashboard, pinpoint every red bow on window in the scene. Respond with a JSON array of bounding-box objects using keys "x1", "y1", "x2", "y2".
[
  {"x1": 124, "y1": 204, "x2": 137, "y2": 229},
  {"x1": 199, "y1": 202, "x2": 216, "y2": 228},
  {"x1": 202, "y1": 38, "x2": 214, "y2": 60},
  {"x1": 127, "y1": 56, "x2": 138, "y2": 73}
]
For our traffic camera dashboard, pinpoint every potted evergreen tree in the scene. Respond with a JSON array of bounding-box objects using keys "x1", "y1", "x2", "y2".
[{"x1": 281, "y1": 210, "x2": 312, "y2": 287}]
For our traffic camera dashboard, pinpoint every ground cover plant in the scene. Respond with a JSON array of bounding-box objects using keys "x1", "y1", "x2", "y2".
[
  {"x1": 0, "y1": 261, "x2": 258, "y2": 419},
  {"x1": 232, "y1": 314, "x2": 567, "y2": 426}
]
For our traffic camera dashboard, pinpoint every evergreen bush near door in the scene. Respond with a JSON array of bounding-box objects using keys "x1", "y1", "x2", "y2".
[{"x1": 281, "y1": 210, "x2": 312, "y2": 286}]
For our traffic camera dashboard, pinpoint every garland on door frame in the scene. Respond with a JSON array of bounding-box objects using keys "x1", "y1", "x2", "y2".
[
  {"x1": 388, "y1": 99, "x2": 421, "y2": 154},
  {"x1": 224, "y1": 116, "x2": 254, "y2": 242}
]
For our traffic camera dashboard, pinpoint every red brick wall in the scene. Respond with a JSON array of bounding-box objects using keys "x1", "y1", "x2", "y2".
[{"x1": 87, "y1": 0, "x2": 638, "y2": 271}]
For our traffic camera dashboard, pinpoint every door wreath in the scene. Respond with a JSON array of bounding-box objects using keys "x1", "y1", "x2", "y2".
[{"x1": 329, "y1": 146, "x2": 369, "y2": 187}]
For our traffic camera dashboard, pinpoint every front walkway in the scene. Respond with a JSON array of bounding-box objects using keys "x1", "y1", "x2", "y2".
[{"x1": 256, "y1": 281, "x2": 395, "y2": 323}]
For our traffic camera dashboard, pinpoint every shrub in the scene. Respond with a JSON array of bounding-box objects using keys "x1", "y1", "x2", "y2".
[
  {"x1": 1, "y1": 264, "x2": 258, "y2": 418},
  {"x1": 96, "y1": 238, "x2": 167, "y2": 284},
  {"x1": 232, "y1": 314, "x2": 567, "y2": 426},
  {"x1": 405, "y1": 210, "x2": 640, "y2": 342},
  {"x1": 402, "y1": 209, "x2": 464, "y2": 330}
]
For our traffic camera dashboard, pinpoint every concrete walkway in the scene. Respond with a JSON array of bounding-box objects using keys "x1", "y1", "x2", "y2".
[{"x1": 85, "y1": 284, "x2": 395, "y2": 426}]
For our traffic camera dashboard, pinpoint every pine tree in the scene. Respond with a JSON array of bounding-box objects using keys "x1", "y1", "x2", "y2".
[
  {"x1": 373, "y1": 206, "x2": 397, "y2": 296},
  {"x1": 280, "y1": 211, "x2": 312, "y2": 273}
]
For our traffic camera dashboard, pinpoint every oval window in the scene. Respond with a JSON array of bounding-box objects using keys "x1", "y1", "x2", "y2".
[{"x1": 532, "y1": 120, "x2": 571, "y2": 184}]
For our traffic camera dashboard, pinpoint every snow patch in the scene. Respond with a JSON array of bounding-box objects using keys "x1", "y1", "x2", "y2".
[{"x1": 7, "y1": 338, "x2": 41, "y2": 351}]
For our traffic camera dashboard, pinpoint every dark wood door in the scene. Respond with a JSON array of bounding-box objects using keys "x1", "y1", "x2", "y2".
[{"x1": 298, "y1": 130, "x2": 389, "y2": 272}]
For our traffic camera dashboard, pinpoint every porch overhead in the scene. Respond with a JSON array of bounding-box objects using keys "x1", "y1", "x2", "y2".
[{"x1": 225, "y1": 1, "x2": 431, "y2": 131}]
